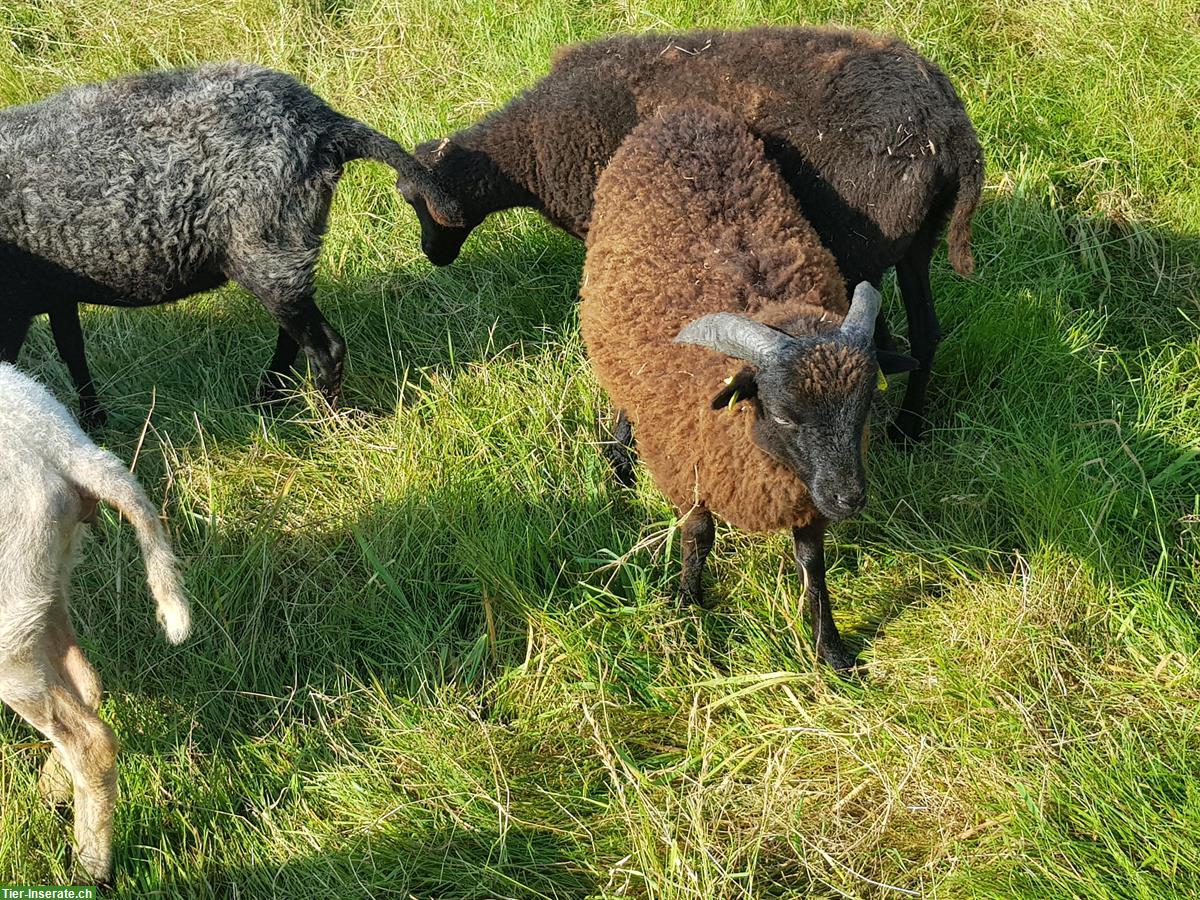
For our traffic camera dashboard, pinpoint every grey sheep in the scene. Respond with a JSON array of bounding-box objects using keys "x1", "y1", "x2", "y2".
[
  {"x1": 0, "y1": 362, "x2": 191, "y2": 884},
  {"x1": 406, "y1": 26, "x2": 983, "y2": 442},
  {"x1": 0, "y1": 62, "x2": 462, "y2": 425}
]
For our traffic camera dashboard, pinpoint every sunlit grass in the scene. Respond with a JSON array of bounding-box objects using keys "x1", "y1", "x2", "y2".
[{"x1": 1, "y1": 1, "x2": 1198, "y2": 896}]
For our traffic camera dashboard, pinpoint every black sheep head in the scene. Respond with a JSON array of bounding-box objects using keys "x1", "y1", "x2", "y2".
[
  {"x1": 675, "y1": 282, "x2": 918, "y2": 522},
  {"x1": 405, "y1": 138, "x2": 488, "y2": 266}
]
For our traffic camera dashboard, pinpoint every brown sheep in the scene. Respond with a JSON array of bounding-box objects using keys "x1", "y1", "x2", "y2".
[
  {"x1": 408, "y1": 26, "x2": 984, "y2": 442},
  {"x1": 580, "y1": 103, "x2": 917, "y2": 671}
]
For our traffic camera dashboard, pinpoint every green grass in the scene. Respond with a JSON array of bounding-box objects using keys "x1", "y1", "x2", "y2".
[{"x1": 1, "y1": 0, "x2": 1198, "y2": 896}]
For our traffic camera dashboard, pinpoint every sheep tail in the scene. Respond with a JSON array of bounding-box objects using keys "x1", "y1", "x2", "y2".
[
  {"x1": 946, "y1": 152, "x2": 983, "y2": 278},
  {"x1": 66, "y1": 448, "x2": 191, "y2": 645},
  {"x1": 332, "y1": 119, "x2": 465, "y2": 226}
]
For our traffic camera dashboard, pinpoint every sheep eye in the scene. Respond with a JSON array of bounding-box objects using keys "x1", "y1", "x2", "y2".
[{"x1": 772, "y1": 416, "x2": 796, "y2": 428}]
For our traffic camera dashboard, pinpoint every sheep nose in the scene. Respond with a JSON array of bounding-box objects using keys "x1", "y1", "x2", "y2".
[{"x1": 834, "y1": 489, "x2": 865, "y2": 516}]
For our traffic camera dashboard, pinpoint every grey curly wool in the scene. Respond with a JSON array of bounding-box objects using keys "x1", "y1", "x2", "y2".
[
  {"x1": 580, "y1": 103, "x2": 906, "y2": 671},
  {"x1": 0, "y1": 61, "x2": 462, "y2": 425},
  {"x1": 408, "y1": 26, "x2": 983, "y2": 441}
]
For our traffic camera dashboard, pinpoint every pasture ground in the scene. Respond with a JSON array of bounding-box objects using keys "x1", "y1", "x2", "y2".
[{"x1": 1, "y1": 1, "x2": 1198, "y2": 896}]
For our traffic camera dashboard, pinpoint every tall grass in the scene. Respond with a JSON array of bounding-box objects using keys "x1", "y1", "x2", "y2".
[{"x1": 1, "y1": 0, "x2": 1198, "y2": 896}]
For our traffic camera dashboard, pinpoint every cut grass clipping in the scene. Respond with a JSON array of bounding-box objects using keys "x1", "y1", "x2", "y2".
[{"x1": 1, "y1": 0, "x2": 1198, "y2": 897}]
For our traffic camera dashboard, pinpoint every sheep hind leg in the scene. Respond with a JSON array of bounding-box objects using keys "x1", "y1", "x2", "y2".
[
  {"x1": 248, "y1": 288, "x2": 345, "y2": 409},
  {"x1": 603, "y1": 408, "x2": 637, "y2": 488},
  {"x1": 0, "y1": 654, "x2": 118, "y2": 886},
  {"x1": 792, "y1": 522, "x2": 857, "y2": 672},
  {"x1": 253, "y1": 329, "x2": 302, "y2": 406},
  {"x1": 676, "y1": 505, "x2": 716, "y2": 609},
  {"x1": 0, "y1": 314, "x2": 33, "y2": 362},
  {"x1": 889, "y1": 228, "x2": 940, "y2": 444},
  {"x1": 39, "y1": 599, "x2": 103, "y2": 807},
  {"x1": 50, "y1": 306, "x2": 106, "y2": 430}
]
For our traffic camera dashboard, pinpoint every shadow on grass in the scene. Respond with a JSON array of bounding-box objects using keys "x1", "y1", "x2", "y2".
[
  {"x1": 124, "y1": 822, "x2": 598, "y2": 899},
  {"x1": 827, "y1": 194, "x2": 1200, "y2": 640},
  {"x1": 2, "y1": 194, "x2": 1197, "y2": 893}
]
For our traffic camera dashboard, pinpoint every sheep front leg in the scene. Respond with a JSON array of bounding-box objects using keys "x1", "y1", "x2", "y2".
[
  {"x1": 603, "y1": 408, "x2": 637, "y2": 488},
  {"x1": 792, "y1": 522, "x2": 857, "y2": 672},
  {"x1": 677, "y1": 505, "x2": 716, "y2": 608},
  {"x1": 0, "y1": 656, "x2": 118, "y2": 885}
]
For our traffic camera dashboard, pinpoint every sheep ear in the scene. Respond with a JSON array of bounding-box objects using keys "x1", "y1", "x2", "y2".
[
  {"x1": 877, "y1": 350, "x2": 920, "y2": 375},
  {"x1": 405, "y1": 137, "x2": 466, "y2": 227},
  {"x1": 400, "y1": 176, "x2": 465, "y2": 228},
  {"x1": 674, "y1": 313, "x2": 792, "y2": 369},
  {"x1": 426, "y1": 195, "x2": 466, "y2": 228},
  {"x1": 840, "y1": 281, "x2": 883, "y2": 340},
  {"x1": 710, "y1": 366, "x2": 759, "y2": 409}
]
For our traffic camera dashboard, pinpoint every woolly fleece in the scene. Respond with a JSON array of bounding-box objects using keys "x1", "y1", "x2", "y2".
[
  {"x1": 580, "y1": 103, "x2": 858, "y2": 533},
  {"x1": 421, "y1": 25, "x2": 983, "y2": 282}
]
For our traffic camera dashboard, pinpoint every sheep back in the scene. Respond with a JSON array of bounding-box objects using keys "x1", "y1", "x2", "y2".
[
  {"x1": 0, "y1": 62, "x2": 350, "y2": 304},
  {"x1": 476, "y1": 26, "x2": 982, "y2": 272}
]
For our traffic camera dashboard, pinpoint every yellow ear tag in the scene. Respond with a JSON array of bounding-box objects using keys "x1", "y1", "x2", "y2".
[
  {"x1": 877, "y1": 370, "x2": 889, "y2": 391},
  {"x1": 722, "y1": 374, "x2": 738, "y2": 410}
]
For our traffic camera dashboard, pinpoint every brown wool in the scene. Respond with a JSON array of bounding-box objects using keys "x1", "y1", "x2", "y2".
[
  {"x1": 420, "y1": 26, "x2": 983, "y2": 280},
  {"x1": 581, "y1": 103, "x2": 858, "y2": 533}
]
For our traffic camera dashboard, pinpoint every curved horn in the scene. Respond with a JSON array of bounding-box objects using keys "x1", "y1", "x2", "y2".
[
  {"x1": 674, "y1": 313, "x2": 793, "y2": 368},
  {"x1": 841, "y1": 282, "x2": 883, "y2": 340}
]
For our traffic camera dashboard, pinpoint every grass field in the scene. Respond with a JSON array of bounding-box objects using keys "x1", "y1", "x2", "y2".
[{"x1": 1, "y1": 0, "x2": 1198, "y2": 896}]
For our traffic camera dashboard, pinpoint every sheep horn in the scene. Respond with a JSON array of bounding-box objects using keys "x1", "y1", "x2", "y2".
[
  {"x1": 840, "y1": 282, "x2": 883, "y2": 340},
  {"x1": 674, "y1": 313, "x2": 793, "y2": 368}
]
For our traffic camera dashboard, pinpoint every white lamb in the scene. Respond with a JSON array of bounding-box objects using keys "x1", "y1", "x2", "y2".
[{"x1": 0, "y1": 363, "x2": 190, "y2": 883}]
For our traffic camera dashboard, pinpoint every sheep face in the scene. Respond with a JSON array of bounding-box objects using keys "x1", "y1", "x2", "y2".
[
  {"x1": 676, "y1": 282, "x2": 915, "y2": 522},
  {"x1": 408, "y1": 138, "x2": 488, "y2": 265},
  {"x1": 749, "y1": 342, "x2": 876, "y2": 521},
  {"x1": 405, "y1": 191, "x2": 473, "y2": 266}
]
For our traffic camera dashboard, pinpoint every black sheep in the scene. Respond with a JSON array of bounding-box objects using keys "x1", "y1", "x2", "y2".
[
  {"x1": 0, "y1": 62, "x2": 462, "y2": 425},
  {"x1": 407, "y1": 27, "x2": 983, "y2": 442}
]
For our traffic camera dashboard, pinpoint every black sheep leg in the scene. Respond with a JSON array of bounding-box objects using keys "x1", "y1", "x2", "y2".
[
  {"x1": 264, "y1": 299, "x2": 345, "y2": 407},
  {"x1": 255, "y1": 329, "x2": 302, "y2": 404},
  {"x1": 230, "y1": 229, "x2": 345, "y2": 407},
  {"x1": 0, "y1": 314, "x2": 31, "y2": 363},
  {"x1": 235, "y1": 264, "x2": 345, "y2": 407},
  {"x1": 890, "y1": 226, "x2": 940, "y2": 443},
  {"x1": 873, "y1": 310, "x2": 898, "y2": 354},
  {"x1": 604, "y1": 408, "x2": 637, "y2": 487},
  {"x1": 792, "y1": 521, "x2": 857, "y2": 671},
  {"x1": 677, "y1": 505, "x2": 716, "y2": 608},
  {"x1": 49, "y1": 305, "x2": 106, "y2": 429}
]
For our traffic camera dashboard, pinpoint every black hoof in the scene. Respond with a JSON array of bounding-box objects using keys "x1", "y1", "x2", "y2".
[
  {"x1": 253, "y1": 378, "x2": 289, "y2": 408},
  {"x1": 676, "y1": 586, "x2": 717, "y2": 610},
  {"x1": 888, "y1": 416, "x2": 925, "y2": 445},
  {"x1": 817, "y1": 639, "x2": 860, "y2": 674},
  {"x1": 607, "y1": 454, "x2": 637, "y2": 489},
  {"x1": 78, "y1": 405, "x2": 108, "y2": 431},
  {"x1": 320, "y1": 389, "x2": 343, "y2": 412}
]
